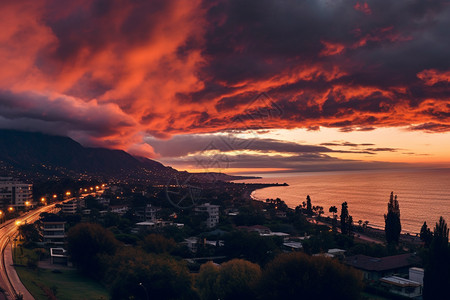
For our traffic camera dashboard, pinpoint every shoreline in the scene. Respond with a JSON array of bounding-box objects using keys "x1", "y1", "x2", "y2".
[
  {"x1": 245, "y1": 183, "x2": 423, "y2": 240},
  {"x1": 241, "y1": 182, "x2": 287, "y2": 202}
]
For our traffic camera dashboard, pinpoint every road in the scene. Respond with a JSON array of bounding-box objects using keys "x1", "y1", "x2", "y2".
[
  {"x1": 307, "y1": 217, "x2": 384, "y2": 245},
  {"x1": 0, "y1": 204, "x2": 57, "y2": 300}
]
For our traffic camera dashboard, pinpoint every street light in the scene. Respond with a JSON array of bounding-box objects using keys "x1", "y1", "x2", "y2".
[{"x1": 139, "y1": 283, "x2": 149, "y2": 300}]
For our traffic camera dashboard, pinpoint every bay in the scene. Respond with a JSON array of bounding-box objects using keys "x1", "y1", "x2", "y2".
[{"x1": 238, "y1": 168, "x2": 450, "y2": 234}]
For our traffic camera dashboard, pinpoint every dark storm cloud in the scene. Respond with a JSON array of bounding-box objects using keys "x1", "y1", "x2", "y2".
[
  {"x1": 145, "y1": 134, "x2": 379, "y2": 158},
  {"x1": 0, "y1": 89, "x2": 135, "y2": 142},
  {"x1": 1, "y1": 0, "x2": 449, "y2": 155},
  {"x1": 160, "y1": 152, "x2": 409, "y2": 173}
]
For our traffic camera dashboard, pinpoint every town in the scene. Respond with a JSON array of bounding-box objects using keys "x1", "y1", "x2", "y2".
[{"x1": 1, "y1": 175, "x2": 446, "y2": 300}]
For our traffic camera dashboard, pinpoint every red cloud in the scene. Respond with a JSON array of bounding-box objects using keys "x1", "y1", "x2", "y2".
[
  {"x1": 417, "y1": 69, "x2": 450, "y2": 86},
  {"x1": 0, "y1": 0, "x2": 449, "y2": 157},
  {"x1": 320, "y1": 41, "x2": 345, "y2": 57}
]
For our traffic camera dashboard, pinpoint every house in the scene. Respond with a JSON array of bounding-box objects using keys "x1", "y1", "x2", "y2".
[
  {"x1": 327, "y1": 248, "x2": 346, "y2": 259},
  {"x1": 194, "y1": 203, "x2": 220, "y2": 228},
  {"x1": 134, "y1": 220, "x2": 177, "y2": 232},
  {"x1": 110, "y1": 204, "x2": 129, "y2": 216},
  {"x1": 283, "y1": 241, "x2": 303, "y2": 251},
  {"x1": 96, "y1": 197, "x2": 110, "y2": 207},
  {"x1": 184, "y1": 237, "x2": 199, "y2": 253},
  {"x1": 135, "y1": 204, "x2": 160, "y2": 222},
  {"x1": 237, "y1": 225, "x2": 289, "y2": 237},
  {"x1": 379, "y1": 276, "x2": 422, "y2": 298},
  {"x1": 343, "y1": 253, "x2": 420, "y2": 281}
]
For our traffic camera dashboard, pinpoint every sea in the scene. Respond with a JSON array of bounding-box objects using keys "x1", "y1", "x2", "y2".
[{"x1": 236, "y1": 168, "x2": 450, "y2": 234}]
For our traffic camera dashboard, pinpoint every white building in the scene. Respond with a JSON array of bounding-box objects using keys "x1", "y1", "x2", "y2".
[
  {"x1": 0, "y1": 177, "x2": 33, "y2": 208},
  {"x1": 144, "y1": 204, "x2": 160, "y2": 222},
  {"x1": 40, "y1": 219, "x2": 66, "y2": 246},
  {"x1": 135, "y1": 204, "x2": 160, "y2": 222},
  {"x1": 195, "y1": 203, "x2": 220, "y2": 228}
]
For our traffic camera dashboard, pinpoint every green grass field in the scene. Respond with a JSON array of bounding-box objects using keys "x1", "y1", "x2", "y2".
[{"x1": 15, "y1": 267, "x2": 109, "y2": 300}]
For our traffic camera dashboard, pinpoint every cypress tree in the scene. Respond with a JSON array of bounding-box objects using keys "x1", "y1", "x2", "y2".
[
  {"x1": 420, "y1": 221, "x2": 433, "y2": 247},
  {"x1": 340, "y1": 202, "x2": 351, "y2": 235},
  {"x1": 384, "y1": 192, "x2": 401, "y2": 244},
  {"x1": 306, "y1": 195, "x2": 312, "y2": 215},
  {"x1": 423, "y1": 217, "x2": 450, "y2": 299}
]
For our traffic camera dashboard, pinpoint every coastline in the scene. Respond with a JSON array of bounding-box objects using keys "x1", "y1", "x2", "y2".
[
  {"x1": 245, "y1": 183, "x2": 423, "y2": 242},
  {"x1": 241, "y1": 182, "x2": 288, "y2": 202},
  {"x1": 240, "y1": 169, "x2": 450, "y2": 235}
]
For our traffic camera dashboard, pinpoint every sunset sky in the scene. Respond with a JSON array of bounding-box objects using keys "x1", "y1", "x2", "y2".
[{"x1": 1, "y1": 0, "x2": 450, "y2": 173}]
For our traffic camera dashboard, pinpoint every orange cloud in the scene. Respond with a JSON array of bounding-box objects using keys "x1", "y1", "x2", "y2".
[
  {"x1": 417, "y1": 69, "x2": 450, "y2": 86},
  {"x1": 0, "y1": 0, "x2": 449, "y2": 158},
  {"x1": 320, "y1": 41, "x2": 345, "y2": 57}
]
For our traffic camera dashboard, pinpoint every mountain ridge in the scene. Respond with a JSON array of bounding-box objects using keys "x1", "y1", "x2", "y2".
[{"x1": 0, "y1": 129, "x2": 259, "y2": 183}]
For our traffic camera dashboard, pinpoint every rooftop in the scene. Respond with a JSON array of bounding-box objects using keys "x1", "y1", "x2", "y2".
[
  {"x1": 380, "y1": 276, "x2": 421, "y2": 287},
  {"x1": 344, "y1": 253, "x2": 420, "y2": 272}
]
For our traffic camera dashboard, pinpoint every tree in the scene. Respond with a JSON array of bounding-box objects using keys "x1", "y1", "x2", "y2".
[
  {"x1": 67, "y1": 223, "x2": 118, "y2": 277},
  {"x1": 384, "y1": 192, "x2": 401, "y2": 244},
  {"x1": 423, "y1": 217, "x2": 450, "y2": 299},
  {"x1": 197, "y1": 259, "x2": 261, "y2": 300},
  {"x1": 420, "y1": 221, "x2": 433, "y2": 247},
  {"x1": 216, "y1": 259, "x2": 261, "y2": 300},
  {"x1": 140, "y1": 234, "x2": 176, "y2": 254},
  {"x1": 258, "y1": 252, "x2": 362, "y2": 300},
  {"x1": 348, "y1": 215, "x2": 354, "y2": 234},
  {"x1": 329, "y1": 206, "x2": 337, "y2": 217},
  {"x1": 363, "y1": 220, "x2": 369, "y2": 229},
  {"x1": 306, "y1": 195, "x2": 312, "y2": 215},
  {"x1": 329, "y1": 206, "x2": 338, "y2": 232},
  {"x1": 196, "y1": 262, "x2": 220, "y2": 300},
  {"x1": 224, "y1": 230, "x2": 281, "y2": 265},
  {"x1": 340, "y1": 202, "x2": 353, "y2": 235},
  {"x1": 316, "y1": 206, "x2": 324, "y2": 219},
  {"x1": 107, "y1": 248, "x2": 196, "y2": 300},
  {"x1": 18, "y1": 223, "x2": 40, "y2": 246}
]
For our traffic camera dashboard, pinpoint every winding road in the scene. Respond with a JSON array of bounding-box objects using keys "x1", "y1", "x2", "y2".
[{"x1": 0, "y1": 204, "x2": 57, "y2": 300}]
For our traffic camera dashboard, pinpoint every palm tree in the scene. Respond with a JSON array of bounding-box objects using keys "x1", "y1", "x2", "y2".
[
  {"x1": 364, "y1": 220, "x2": 369, "y2": 229},
  {"x1": 329, "y1": 206, "x2": 337, "y2": 218}
]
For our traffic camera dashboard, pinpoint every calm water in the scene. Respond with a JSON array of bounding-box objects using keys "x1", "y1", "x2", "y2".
[{"x1": 239, "y1": 168, "x2": 450, "y2": 234}]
